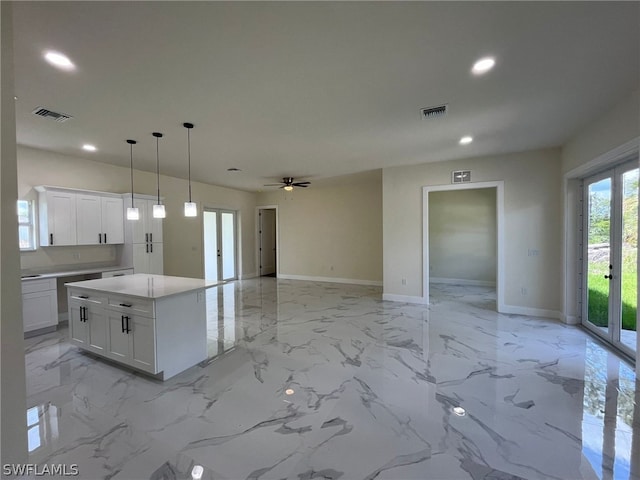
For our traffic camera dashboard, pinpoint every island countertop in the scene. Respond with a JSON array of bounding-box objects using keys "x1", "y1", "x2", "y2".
[{"x1": 65, "y1": 274, "x2": 221, "y2": 299}]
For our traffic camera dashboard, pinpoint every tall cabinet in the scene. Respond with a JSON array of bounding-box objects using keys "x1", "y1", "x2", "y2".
[{"x1": 122, "y1": 194, "x2": 164, "y2": 274}]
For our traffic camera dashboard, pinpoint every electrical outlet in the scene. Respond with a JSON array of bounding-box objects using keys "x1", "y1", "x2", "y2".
[
  {"x1": 72, "y1": 252, "x2": 80, "y2": 260},
  {"x1": 330, "y1": 265, "x2": 334, "y2": 271},
  {"x1": 521, "y1": 287, "x2": 527, "y2": 296},
  {"x1": 528, "y1": 249, "x2": 540, "y2": 257},
  {"x1": 401, "y1": 278, "x2": 407, "y2": 285}
]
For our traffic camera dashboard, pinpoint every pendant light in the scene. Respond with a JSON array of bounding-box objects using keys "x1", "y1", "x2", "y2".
[
  {"x1": 126, "y1": 139, "x2": 139, "y2": 220},
  {"x1": 152, "y1": 132, "x2": 166, "y2": 219},
  {"x1": 183, "y1": 122, "x2": 197, "y2": 217}
]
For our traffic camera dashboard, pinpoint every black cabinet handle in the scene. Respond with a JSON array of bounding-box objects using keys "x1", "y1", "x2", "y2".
[
  {"x1": 145, "y1": 233, "x2": 149, "y2": 242},
  {"x1": 150, "y1": 233, "x2": 152, "y2": 243},
  {"x1": 79, "y1": 295, "x2": 89, "y2": 299},
  {"x1": 99, "y1": 233, "x2": 102, "y2": 244},
  {"x1": 121, "y1": 315, "x2": 125, "y2": 333},
  {"x1": 150, "y1": 242, "x2": 153, "y2": 253},
  {"x1": 50, "y1": 233, "x2": 53, "y2": 246},
  {"x1": 104, "y1": 233, "x2": 107, "y2": 243},
  {"x1": 80, "y1": 306, "x2": 84, "y2": 322},
  {"x1": 119, "y1": 303, "x2": 132, "y2": 308},
  {"x1": 126, "y1": 316, "x2": 131, "y2": 334},
  {"x1": 146, "y1": 243, "x2": 149, "y2": 253}
]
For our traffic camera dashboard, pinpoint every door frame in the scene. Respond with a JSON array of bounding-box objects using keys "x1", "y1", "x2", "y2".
[
  {"x1": 422, "y1": 181, "x2": 505, "y2": 310},
  {"x1": 256, "y1": 205, "x2": 279, "y2": 278},
  {"x1": 202, "y1": 206, "x2": 239, "y2": 282}
]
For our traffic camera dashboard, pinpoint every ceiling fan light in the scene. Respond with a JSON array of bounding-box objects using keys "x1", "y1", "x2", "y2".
[
  {"x1": 184, "y1": 202, "x2": 198, "y2": 217},
  {"x1": 126, "y1": 207, "x2": 140, "y2": 221},
  {"x1": 284, "y1": 185, "x2": 294, "y2": 191},
  {"x1": 153, "y1": 204, "x2": 166, "y2": 219}
]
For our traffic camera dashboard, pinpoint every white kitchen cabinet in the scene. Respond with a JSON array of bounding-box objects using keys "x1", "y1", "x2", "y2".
[
  {"x1": 122, "y1": 194, "x2": 164, "y2": 274},
  {"x1": 22, "y1": 277, "x2": 58, "y2": 333},
  {"x1": 131, "y1": 198, "x2": 163, "y2": 244},
  {"x1": 66, "y1": 275, "x2": 212, "y2": 380},
  {"x1": 37, "y1": 188, "x2": 77, "y2": 246},
  {"x1": 76, "y1": 194, "x2": 124, "y2": 245}
]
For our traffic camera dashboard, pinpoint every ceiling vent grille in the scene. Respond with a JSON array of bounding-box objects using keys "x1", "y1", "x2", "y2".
[
  {"x1": 452, "y1": 170, "x2": 471, "y2": 183},
  {"x1": 421, "y1": 104, "x2": 448, "y2": 119},
  {"x1": 31, "y1": 107, "x2": 73, "y2": 123}
]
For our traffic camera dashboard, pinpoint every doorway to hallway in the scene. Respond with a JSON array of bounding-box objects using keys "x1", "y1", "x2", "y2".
[
  {"x1": 257, "y1": 207, "x2": 278, "y2": 277},
  {"x1": 203, "y1": 209, "x2": 237, "y2": 282}
]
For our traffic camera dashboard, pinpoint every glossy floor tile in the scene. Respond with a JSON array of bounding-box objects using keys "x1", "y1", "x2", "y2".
[{"x1": 22, "y1": 280, "x2": 639, "y2": 479}]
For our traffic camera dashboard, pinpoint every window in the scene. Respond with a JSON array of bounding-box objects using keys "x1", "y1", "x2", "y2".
[{"x1": 17, "y1": 200, "x2": 36, "y2": 250}]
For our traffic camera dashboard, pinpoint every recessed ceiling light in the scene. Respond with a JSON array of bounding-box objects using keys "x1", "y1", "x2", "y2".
[
  {"x1": 452, "y1": 406, "x2": 466, "y2": 417},
  {"x1": 43, "y1": 50, "x2": 75, "y2": 71},
  {"x1": 82, "y1": 144, "x2": 97, "y2": 152},
  {"x1": 285, "y1": 388, "x2": 295, "y2": 395},
  {"x1": 471, "y1": 57, "x2": 495, "y2": 75},
  {"x1": 459, "y1": 136, "x2": 473, "y2": 145}
]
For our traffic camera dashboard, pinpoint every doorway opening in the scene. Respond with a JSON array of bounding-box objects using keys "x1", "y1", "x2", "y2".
[
  {"x1": 203, "y1": 208, "x2": 237, "y2": 282},
  {"x1": 257, "y1": 206, "x2": 278, "y2": 277},
  {"x1": 582, "y1": 160, "x2": 638, "y2": 359},
  {"x1": 422, "y1": 181, "x2": 505, "y2": 310}
]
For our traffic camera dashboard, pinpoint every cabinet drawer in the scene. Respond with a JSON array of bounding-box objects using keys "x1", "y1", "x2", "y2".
[
  {"x1": 107, "y1": 296, "x2": 154, "y2": 318},
  {"x1": 68, "y1": 289, "x2": 105, "y2": 305},
  {"x1": 22, "y1": 277, "x2": 56, "y2": 294},
  {"x1": 102, "y1": 269, "x2": 134, "y2": 278}
]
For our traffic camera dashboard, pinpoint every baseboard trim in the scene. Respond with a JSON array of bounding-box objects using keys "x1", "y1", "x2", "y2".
[
  {"x1": 277, "y1": 274, "x2": 382, "y2": 287},
  {"x1": 239, "y1": 272, "x2": 258, "y2": 280},
  {"x1": 382, "y1": 293, "x2": 429, "y2": 305},
  {"x1": 58, "y1": 312, "x2": 68, "y2": 322},
  {"x1": 430, "y1": 277, "x2": 496, "y2": 287},
  {"x1": 500, "y1": 304, "x2": 562, "y2": 321},
  {"x1": 561, "y1": 314, "x2": 580, "y2": 325}
]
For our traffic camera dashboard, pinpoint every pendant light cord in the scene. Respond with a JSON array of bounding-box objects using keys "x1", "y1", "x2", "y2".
[
  {"x1": 130, "y1": 143, "x2": 135, "y2": 207},
  {"x1": 187, "y1": 127, "x2": 192, "y2": 203},
  {"x1": 156, "y1": 136, "x2": 161, "y2": 205}
]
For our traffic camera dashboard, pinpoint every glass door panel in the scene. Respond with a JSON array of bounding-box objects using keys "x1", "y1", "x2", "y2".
[
  {"x1": 221, "y1": 212, "x2": 236, "y2": 281},
  {"x1": 619, "y1": 168, "x2": 638, "y2": 353},
  {"x1": 586, "y1": 176, "x2": 612, "y2": 335},
  {"x1": 203, "y1": 209, "x2": 237, "y2": 283},
  {"x1": 203, "y1": 211, "x2": 218, "y2": 282}
]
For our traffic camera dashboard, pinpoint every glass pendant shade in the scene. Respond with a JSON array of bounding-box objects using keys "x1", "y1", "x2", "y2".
[
  {"x1": 184, "y1": 202, "x2": 197, "y2": 217},
  {"x1": 126, "y1": 207, "x2": 140, "y2": 220},
  {"x1": 153, "y1": 204, "x2": 166, "y2": 219}
]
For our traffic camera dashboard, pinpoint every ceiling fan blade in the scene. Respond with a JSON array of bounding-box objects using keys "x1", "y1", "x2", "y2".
[
  {"x1": 292, "y1": 182, "x2": 310, "y2": 186},
  {"x1": 294, "y1": 184, "x2": 309, "y2": 188}
]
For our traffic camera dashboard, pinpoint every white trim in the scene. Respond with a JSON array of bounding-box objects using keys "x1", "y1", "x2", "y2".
[
  {"x1": 430, "y1": 277, "x2": 496, "y2": 287},
  {"x1": 562, "y1": 314, "x2": 579, "y2": 325},
  {"x1": 256, "y1": 205, "x2": 279, "y2": 278},
  {"x1": 422, "y1": 181, "x2": 505, "y2": 312},
  {"x1": 500, "y1": 304, "x2": 562, "y2": 321},
  {"x1": 382, "y1": 293, "x2": 430, "y2": 305},
  {"x1": 564, "y1": 136, "x2": 639, "y2": 179},
  {"x1": 278, "y1": 274, "x2": 382, "y2": 286},
  {"x1": 58, "y1": 312, "x2": 68, "y2": 322},
  {"x1": 239, "y1": 272, "x2": 257, "y2": 280}
]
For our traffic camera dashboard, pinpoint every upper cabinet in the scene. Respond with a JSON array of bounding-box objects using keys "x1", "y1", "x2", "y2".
[
  {"x1": 130, "y1": 197, "x2": 163, "y2": 244},
  {"x1": 36, "y1": 187, "x2": 124, "y2": 246},
  {"x1": 37, "y1": 188, "x2": 77, "y2": 246}
]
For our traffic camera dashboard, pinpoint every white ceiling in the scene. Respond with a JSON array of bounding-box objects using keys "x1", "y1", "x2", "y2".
[{"x1": 12, "y1": 2, "x2": 639, "y2": 192}]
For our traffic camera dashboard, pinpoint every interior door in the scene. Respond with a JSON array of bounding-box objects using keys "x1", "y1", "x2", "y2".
[
  {"x1": 260, "y1": 209, "x2": 276, "y2": 276},
  {"x1": 203, "y1": 209, "x2": 237, "y2": 282},
  {"x1": 583, "y1": 161, "x2": 637, "y2": 358}
]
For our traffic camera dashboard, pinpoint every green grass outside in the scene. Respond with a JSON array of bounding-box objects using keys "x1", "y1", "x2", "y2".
[{"x1": 587, "y1": 248, "x2": 637, "y2": 330}]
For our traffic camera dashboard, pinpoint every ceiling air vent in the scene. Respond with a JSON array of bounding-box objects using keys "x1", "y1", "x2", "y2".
[
  {"x1": 421, "y1": 104, "x2": 448, "y2": 119},
  {"x1": 31, "y1": 107, "x2": 73, "y2": 123},
  {"x1": 452, "y1": 170, "x2": 471, "y2": 184}
]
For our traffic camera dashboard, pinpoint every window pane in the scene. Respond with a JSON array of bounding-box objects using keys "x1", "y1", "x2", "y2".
[
  {"x1": 17, "y1": 200, "x2": 30, "y2": 224},
  {"x1": 19, "y1": 226, "x2": 32, "y2": 249}
]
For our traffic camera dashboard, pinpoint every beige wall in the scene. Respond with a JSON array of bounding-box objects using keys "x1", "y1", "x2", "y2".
[
  {"x1": 562, "y1": 89, "x2": 639, "y2": 174},
  {"x1": 256, "y1": 170, "x2": 382, "y2": 283},
  {"x1": 17, "y1": 146, "x2": 257, "y2": 278},
  {"x1": 429, "y1": 188, "x2": 496, "y2": 283},
  {"x1": 383, "y1": 148, "x2": 562, "y2": 312}
]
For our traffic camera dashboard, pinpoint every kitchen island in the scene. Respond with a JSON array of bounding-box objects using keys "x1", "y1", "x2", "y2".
[{"x1": 66, "y1": 274, "x2": 218, "y2": 380}]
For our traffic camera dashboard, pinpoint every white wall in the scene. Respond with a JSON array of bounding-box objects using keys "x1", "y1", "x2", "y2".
[
  {"x1": 383, "y1": 148, "x2": 562, "y2": 314},
  {"x1": 256, "y1": 170, "x2": 382, "y2": 284},
  {"x1": 429, "y1": 188, "x2": 496, "y2": 284},
  {"x1": 1, "y1": 1, "x2": 28, "y2": 462},
  {"x1": 17, "y1": 146, "x2": 257, "y2": 279}
]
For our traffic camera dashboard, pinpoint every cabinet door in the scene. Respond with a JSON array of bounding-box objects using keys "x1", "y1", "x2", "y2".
[
  {"x1": 133, "y1": 243, "x2": 150, "y2": 274},
  {"x1": 23, "y1": 290, "x2": 58, "y2": 332},
  {"x1": 76, "y1": 194, "x2": 102, "y2": 245},
  {"x1": 101, "y1": 197, "x2": 124, "y2": 244},
  {"x1": 47, "y1": 191, "x2": 77, "y2": 246},
  {"x1": 148, "y1": 201, "x2": 164, "y2": 243},
  {"x1": 130, "y1": 314, "x2": 156, "y2": 373},
  {"x1": 69, "y1": 302, "x2": 88, "y2": 345},
  {"x1": 131, "y1": 198, "x2": 149, "y2": 244},
  {"x1": 107, "y1": 311, "x2": 130, "y2": 361},
  {"x1": 148, "y1": 243, "x2": 164, "y2": 275},
  {"x1": 87, "y1": 305, "x2": 107, "y2": 353}
]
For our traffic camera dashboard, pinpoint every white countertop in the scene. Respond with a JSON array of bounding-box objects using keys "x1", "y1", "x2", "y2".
[
  {"x1": 21, "y1": 266, "x2": 132, "y2": 281},
  {"x1": 65, "y1": 274, "x2": 221, "y2": 299}
]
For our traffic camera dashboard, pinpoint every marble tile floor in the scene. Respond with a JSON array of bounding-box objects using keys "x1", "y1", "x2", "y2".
[{"x1": 20, "y1": 279, "x2": 640, "y2": 480}]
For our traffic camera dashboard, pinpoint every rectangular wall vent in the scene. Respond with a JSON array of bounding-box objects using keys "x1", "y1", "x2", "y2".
[
  {"x1": 421, "y1": 104, "x2": 448, "y2": 119},
  {"x1": 452, "y1": 170, "x2": 471, "y2": 183},
  {"x1": 32, "y1": 107, "x2": 73, "y2": 123}
]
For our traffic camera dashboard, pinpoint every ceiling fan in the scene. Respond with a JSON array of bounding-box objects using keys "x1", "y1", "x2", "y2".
[{"x1": 264, "y1": 177, "x2": 311, "y2": 191}]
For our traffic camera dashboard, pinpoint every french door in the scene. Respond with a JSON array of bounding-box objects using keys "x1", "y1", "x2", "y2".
[
  {"x1": 583, "y1": 160, "x2": 638, "y2": 358},
  {"x1": 203, "y1": 209, "x2": 237, "y2": 282}
]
